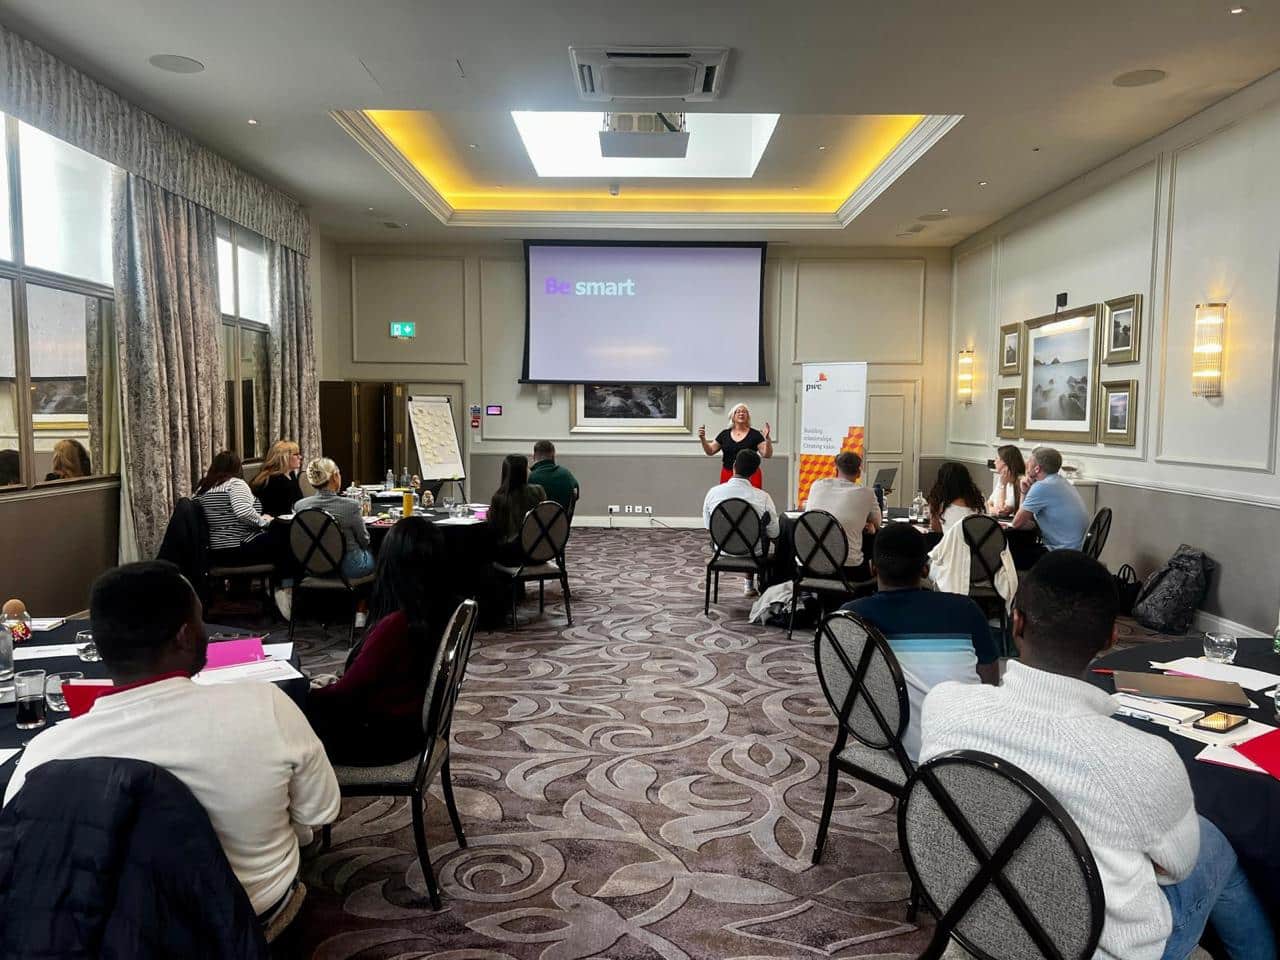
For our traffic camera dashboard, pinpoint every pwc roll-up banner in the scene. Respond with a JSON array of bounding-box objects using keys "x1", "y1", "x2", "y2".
[{"x1": 797, "y1": 362, "x2": 868, "y2": 506}]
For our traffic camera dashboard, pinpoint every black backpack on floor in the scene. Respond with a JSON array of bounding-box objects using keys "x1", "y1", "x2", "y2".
[{"x1": 1131, "y1": 545, "x2": 1216, "y2": 635}]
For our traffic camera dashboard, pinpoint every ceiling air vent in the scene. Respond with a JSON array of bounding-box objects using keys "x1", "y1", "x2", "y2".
[{"x1": 569, "y1": 45, "x2": 729, "y2": 102}]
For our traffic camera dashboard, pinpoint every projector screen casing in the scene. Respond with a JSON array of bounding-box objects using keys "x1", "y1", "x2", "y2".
[{"x1": 521, "y1": 240, "x2": 768, "y2": 385}]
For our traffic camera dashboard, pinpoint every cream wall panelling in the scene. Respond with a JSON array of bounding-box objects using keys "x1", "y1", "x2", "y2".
[
  {"x1": 1155, "y1": 112, "x2": 1280, "y2": 474},
  {"x1": 351, "y1": 255, "x2": 467, "y2": 365},
  {"x1": 791, "y1": 259, "x2": 926, "y2": 365},
  {"x1": 947, "y1": 242, "x2": 996, "y2": 449}
]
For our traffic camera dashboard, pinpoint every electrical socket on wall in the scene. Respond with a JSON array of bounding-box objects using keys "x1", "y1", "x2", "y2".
[
  {"x1": 607, "y1": 505, "x2": 620, "y2": 514},
  {"x1": 624, "y1": 505, "x2": 633, "y2": 513},
  {"x1": 632, "y1": 504, "x2": 643, "y2": 513},
  {"x1": 643, "y1": 506, "x2": 653, "y2": 515}
]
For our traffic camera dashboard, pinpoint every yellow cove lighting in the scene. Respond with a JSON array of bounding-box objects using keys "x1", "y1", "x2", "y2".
[
  {"x1": 1192, "y1": 302, "x2": 1227, "y2": 398},
  {"x1": 362, "y1": 110, "x2": 926, "y2": 214}
]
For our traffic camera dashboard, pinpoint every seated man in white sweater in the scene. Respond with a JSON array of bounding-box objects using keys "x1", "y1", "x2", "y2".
[
  {"x1": 920, "y1": 551, "x2": 1274, "y2": 960},
  {"x1": 4, "y1": 561, "x2": 341, "y2": 919}
]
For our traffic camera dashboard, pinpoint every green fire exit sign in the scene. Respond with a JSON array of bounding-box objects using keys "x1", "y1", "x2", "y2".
[{"x1": 390, "y1": 321, "x2": 416, "y2": 339}]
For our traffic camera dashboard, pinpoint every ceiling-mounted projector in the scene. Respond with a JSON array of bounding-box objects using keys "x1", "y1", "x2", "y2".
[{"x1": 599, "y1": 112, "x2": 689, "y2": 158}]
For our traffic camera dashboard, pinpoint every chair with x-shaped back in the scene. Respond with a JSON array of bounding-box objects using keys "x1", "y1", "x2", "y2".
[
  {"x1": 961, "y1": 514, "x2": 1014, "y2": 657},
  {"x1": 288, "y1": 509, "x2": 375, "y2": 646},
  {"x1": 492, "y1": 500, "x2": 572, "y2": 628},
  {"x1": 788, "y1": 510, "x2": 876, "y2": 638},
  {"x1": 704, "y1": 497, "x2": 771, "y2": 615},
  {"x1": 898, "y1": 749, "x2": 1105, "y2": 960}
]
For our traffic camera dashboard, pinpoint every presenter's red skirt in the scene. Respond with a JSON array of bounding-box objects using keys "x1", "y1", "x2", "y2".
[{"x1": 720, "y1": 467, "x2": 763, "y2": 488}]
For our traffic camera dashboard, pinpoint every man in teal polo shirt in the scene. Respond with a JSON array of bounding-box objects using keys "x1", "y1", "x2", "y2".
[{"x1": 529, "y1": 440, "x2": 579, "y2": 514}]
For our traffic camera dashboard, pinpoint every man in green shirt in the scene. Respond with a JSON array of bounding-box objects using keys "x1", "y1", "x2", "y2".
[{"x1": 529, "y1": 440, "x2": 579, "y2": 514}]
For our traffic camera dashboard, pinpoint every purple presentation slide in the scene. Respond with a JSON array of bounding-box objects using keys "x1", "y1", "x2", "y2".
[{"x1": 526, "y1": 244, "x2": 764, "y2": 383}]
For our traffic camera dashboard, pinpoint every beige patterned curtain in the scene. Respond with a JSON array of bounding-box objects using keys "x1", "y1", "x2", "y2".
[
  {"x1": 84, "y1": 298, "x2": 120, "y2": 477},
  {"x1": 112, "y1": 172, "x2": 225, "y2": 558},
  {"x1": 269, "y1": 243, "x2": 321, "y2": 462}
]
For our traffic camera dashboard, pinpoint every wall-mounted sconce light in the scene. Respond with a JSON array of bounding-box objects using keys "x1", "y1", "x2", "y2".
[
  {"x1": 957, "y1": 348, "x2": 975, "y2": 405},
  {"x1": 1192, "y1": 302, "x2": 1226, "y2": 398}
]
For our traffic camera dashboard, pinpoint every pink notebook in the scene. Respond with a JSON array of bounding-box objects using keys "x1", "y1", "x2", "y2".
[{"x1": 204, "y1": 638, "x2": 266, "y2": 669}]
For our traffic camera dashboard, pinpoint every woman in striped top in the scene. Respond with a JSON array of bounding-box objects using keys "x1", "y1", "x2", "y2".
[{"x1": 195, "y1": 450, "x2": 276, "y2": 565}]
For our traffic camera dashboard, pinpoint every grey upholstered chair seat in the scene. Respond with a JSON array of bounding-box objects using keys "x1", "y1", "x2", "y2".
[
  {"x1": 838, "y1": 741, "x2": 910, "y2": 787},
  {"x1": 798, "y1": 575, "x2": 855, "y2": 593},
  {"x1": 709, "y1": 554, "x2": 765, "y2": 573},
  {"x1": 299, "y1": 572, "x2": 375, "y2": 590},
  {"x1": 333, "y1": 736, "x2": 446, "y2": 787},
  {"x1": 492, "y1": 560, "x2": 562, "y2": 578},
  {"x1": 208, "y1": 562, "x2": 275, "y2": 577}
]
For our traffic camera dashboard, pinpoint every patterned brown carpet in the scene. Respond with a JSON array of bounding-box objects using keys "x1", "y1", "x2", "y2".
[{"x1": 264, "y1": 527, "x2": 1174, "y2": 960}]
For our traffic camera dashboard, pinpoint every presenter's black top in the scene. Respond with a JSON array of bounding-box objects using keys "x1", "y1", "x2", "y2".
[{"x1": 715, "y1": 428, "x2": 766, "y2": 470}]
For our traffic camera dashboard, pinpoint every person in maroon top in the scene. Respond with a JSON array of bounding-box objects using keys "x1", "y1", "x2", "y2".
[{"x1": 305, "y1": 517, "x2": 451, "y2": 765}]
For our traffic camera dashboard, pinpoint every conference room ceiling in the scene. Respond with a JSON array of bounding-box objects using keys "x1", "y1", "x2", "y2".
[{"x1": 2, "y1": 0, "x2": 1278, "y2": 246}]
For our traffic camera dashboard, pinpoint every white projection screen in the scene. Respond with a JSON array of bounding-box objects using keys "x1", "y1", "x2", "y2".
[{"x1": 522, "y1": 241, "x2": 767, "y2": 384}]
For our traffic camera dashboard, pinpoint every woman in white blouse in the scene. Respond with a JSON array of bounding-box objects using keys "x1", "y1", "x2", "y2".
[
  {"x1": 927, "y1": 462, "x2": 988, "y2": 534},
  {"x1": 987, "y1": 445, "x2": 1027, "y2": 517}
]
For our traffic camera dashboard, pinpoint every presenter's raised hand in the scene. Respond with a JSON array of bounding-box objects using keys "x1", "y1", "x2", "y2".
[
  {"x1": 763, "y1": 422, "x2": 773, "y2": 441},
  {"x1": 697, "y1": 424, "x2": 706, "y2": 441}
]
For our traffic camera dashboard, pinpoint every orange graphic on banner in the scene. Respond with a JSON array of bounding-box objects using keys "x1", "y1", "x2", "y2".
[{"x1": 796, "y1": 427, "x2": 865, "y2": 506}]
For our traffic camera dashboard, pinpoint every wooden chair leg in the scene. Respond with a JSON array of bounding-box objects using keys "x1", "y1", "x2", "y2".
[
  {"x1": 812, "y1": 757, "x2": 840, "y2": 864},
  {"x1": 440, "y1": 753, "x2": 467, "y2": 849},
  {"x1": 410, "y1": 792, "x2": 442, "y2": 910}
]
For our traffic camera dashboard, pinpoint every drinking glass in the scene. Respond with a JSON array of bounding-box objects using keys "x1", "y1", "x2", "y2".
[
  {"x1": 1203, "y1": 632, "x2": 1238, "y2": 664},
  {"x1": 15, "y1": 669, "x2": 47, "y2": 730},
  {"x1": 45, "y1": 671, "x2": 83, "y2": 713},
  {"x1": 76, "y1": 630, "x2": 101, "y2": 662}
]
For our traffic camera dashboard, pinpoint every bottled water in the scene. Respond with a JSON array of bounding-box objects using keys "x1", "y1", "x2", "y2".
[
  {"x1": 399, "y1": 467, "x2": 411, "y2": 488},
  {"x1": 1273, "y1": 621, "x2": 1280, "y2": 655},
  {"x1": 910, "y1": 490, "x2": 925, "y2": 521},
  {"x1": 384, "y1": 469, "x2": 394, "y2": 491}
]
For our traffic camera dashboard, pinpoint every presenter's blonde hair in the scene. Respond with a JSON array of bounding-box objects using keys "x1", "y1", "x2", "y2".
[
  {"x1": 727, "y1": 403, "x2": 752, "y2": 427},
  {"x1": 305, "y1": 456, "x2": 340, "y2": 489}
]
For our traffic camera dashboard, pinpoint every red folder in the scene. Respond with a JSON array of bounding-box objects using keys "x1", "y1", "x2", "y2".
[
  {"x1": 1235, "y1": 728, "x2": 1280, "y2": 780},
  {"x1": 62, "y1": 679, "x2": 115, "y2": 717}
]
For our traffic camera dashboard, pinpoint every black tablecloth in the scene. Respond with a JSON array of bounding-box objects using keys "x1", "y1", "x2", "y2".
[
  {"x1": 366, "y1": 509, "x2": 495, "y2": 603},
  {"x1": 0, "y1": 619, "x2": 307, "y2": 794},
  {"x1": 1090, "y1": 637, "x2": 1280, "y2": 916}
]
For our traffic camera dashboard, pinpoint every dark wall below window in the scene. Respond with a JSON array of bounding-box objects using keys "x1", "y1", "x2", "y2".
[{"x1": 0, "y1": 482, "x2": 119, "y2": 616}]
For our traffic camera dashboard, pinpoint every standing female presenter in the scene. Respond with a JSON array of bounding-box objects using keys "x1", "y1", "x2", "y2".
[{"x1": 698, "y1": 403, "x2": 773, "y2": 488}]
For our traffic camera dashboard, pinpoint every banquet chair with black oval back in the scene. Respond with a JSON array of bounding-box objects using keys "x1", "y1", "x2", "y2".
[
  {"x1": 788, "y1": 509, "x2": 876, "y2": 639},
  {"x1": 811, "y1": 611, "x2": 923, "y2": 915},
  {"x1": 288, "y1": 508, "x2": 375, "y2": 646},
  {"x1": 1080, "y1": 508, "x2": 1113, "y2": 563},
  {"x1": 898, "y1": 750, "x2": 1105, "y2": 960},
  {"x1": 705, "y1": 497, "x2": 771, "y2": 615},
  {"x1": 491, "y1": 500, "x2": 573, "y2": 628},
  {"x1": 962, "y1": 514, "x2": 1014, "y2": 658},
  {"x1": 320, "y1": 599, "x2": 479, "y2": 911}
]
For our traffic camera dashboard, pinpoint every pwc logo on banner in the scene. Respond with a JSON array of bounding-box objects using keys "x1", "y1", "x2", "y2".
[{"x1": 804, "y1": 371, "x2": 829, "y2": 393}]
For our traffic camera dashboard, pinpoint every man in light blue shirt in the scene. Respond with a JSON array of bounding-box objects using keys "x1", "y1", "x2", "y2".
[{"x1": 1011, "y1": 446, "x2": 1089, "y2": 551}]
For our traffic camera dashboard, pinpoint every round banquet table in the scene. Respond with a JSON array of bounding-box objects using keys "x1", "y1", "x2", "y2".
[
  {"x1": 0, "y1": 618, "x2": 306, "y2": 795},
  {"x1": 364, "y1": 507, "x2": 496, "y2": 604},
  {"x1": 1089, "y1": 636, "x2": 1280, "y2": 918}
]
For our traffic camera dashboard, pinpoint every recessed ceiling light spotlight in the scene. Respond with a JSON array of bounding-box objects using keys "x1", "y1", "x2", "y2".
[
  {"x1": 468, "y1": 143, "x2": 478, "y2": 149},
  {"x1": 978, "y1": 180, "x2": 989, "y2": 187},
  {"x1": 608, "y1": 182, "x2": 621, "y2": 197},
  {"x1": 148, "y1": 53, "x2": 205, "y2": 74},
  {"x1": 247, "y1": 118, "x2": 259, "y2": 126},
  {"x1": 1229, "y1": 5, "x2": 1247, "y2": 13},
  {"x1": 940, "y1": 207, "x2": 949, "y2": 213},
  {"x1": 1113, "y1": 69, "x2": 1167, "y2": 87},
  {"x1": 817, "y1": 144, "x2": 827, "y2": 151}
]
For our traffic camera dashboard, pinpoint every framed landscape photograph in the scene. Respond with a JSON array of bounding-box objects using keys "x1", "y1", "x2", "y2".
[
  {"x1": 996, "y1": 387, "x2": 1022, "y2": 439},
  {"x1": 1021, "y1": 304, "x2": 1101, "y2": 443},
  {"x1": 1100, "y1": 379, "x2": 1138, "y2": 446},
  {"x1": 1102, "y1": 294, "x2": 1142, "y2": 365},
  {"x1": 571, "y1": 384, "x2": 692, "y2": 434},
  {"x1": 998, "y1": 322, "x2": 1023, "y2": 376}
]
